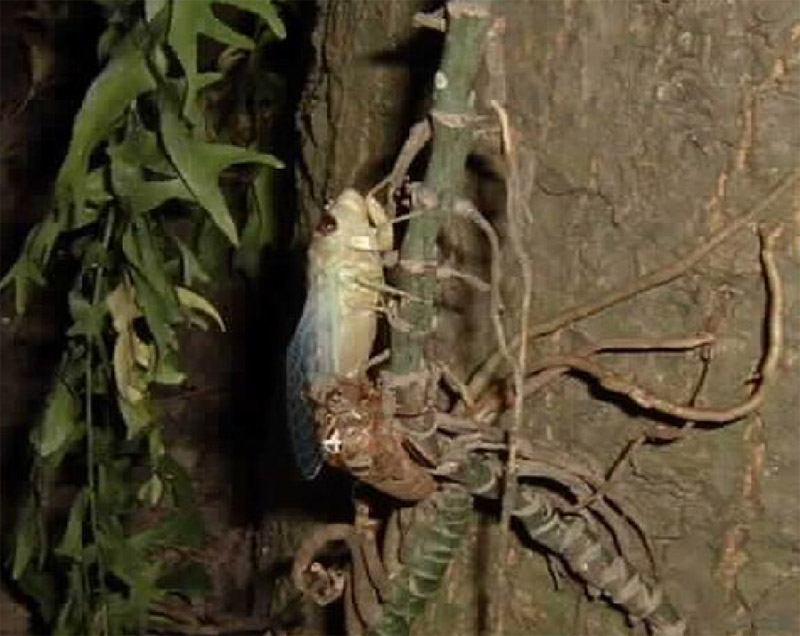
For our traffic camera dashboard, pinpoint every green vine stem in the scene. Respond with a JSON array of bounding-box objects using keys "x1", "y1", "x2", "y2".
[
  {"x1": 83, "y1": 207, "x2": 117, "y2": 634},
  {"x1": 375, "y1": 3, "x2": 492, "y2": 635},
  {"x1": 512, "y1": 492, "x2": 685, "y2": 636},
  {"x1": 368, "y1": 488, "x2": 472, "y2": 636},
  {"x1": 390, "y1": 0, "x2": 493, "y2": 375}
]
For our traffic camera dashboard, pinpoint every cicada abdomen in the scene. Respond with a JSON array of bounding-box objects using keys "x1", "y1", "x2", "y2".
[{"x1": 286, "y1": 189, "x2": 386, "y2": 479}]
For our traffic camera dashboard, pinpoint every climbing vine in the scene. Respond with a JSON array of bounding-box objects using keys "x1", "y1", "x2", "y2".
[{"x1": 2, "y1": 1, "x2": 286, "y2": 633}]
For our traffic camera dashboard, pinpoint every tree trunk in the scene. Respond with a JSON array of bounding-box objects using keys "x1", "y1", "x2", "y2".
[{"x1": 297, "y1": 1, "x2": 800, "y2": 634}]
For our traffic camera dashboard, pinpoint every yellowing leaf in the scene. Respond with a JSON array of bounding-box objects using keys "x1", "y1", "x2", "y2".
[
  {"x1": 137, "y1": 474, "x2": 164, "y2": 506},
  {"x1": 106, "y1": 281, "x2": 140, "y2": 334},
  {"x1": 106, "y1": 282, "x2": 150, "y2": 403},
  {"x1": 152, "y1": 352, "x2": 187, "y2": 386},
  {"x1": 133, "y1": 337, "x2": 154, "y2": 369},
  {"x1": 113, "y1": 330, "x2": 146, "y2": 402},
  {"x1": 175, "y1": 287, "x2": 226, "y2": 332}
]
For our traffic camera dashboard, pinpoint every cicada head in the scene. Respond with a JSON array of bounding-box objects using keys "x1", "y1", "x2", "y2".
[
  {"x1": 315, "y1": 189, "x2": 387, "y2": 252},
  {"x1": 325, "y1": 189, "x2": 371, "y2": 231}
]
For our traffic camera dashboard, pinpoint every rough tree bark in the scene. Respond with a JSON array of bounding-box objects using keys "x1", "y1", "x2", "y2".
[{"x1": 297, "y1": 1, "x2": 800, "y2": 635}]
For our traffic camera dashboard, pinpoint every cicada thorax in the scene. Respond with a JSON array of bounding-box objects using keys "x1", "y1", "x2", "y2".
[{"x1": 307, "y1": 235, "x2": 382, "y2": 378}]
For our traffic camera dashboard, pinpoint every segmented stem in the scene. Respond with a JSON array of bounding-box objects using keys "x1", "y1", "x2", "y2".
[
  {"x1": 447, "y1": 455, "x2": 686, "y2": 636},
  {"x1": 368, "y1": 488, "x2": 472, "y2": 636}
]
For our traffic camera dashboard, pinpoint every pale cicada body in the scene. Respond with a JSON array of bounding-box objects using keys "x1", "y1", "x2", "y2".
[{"x1": 286, "y1": 189, "x2": 389, "y2": 479}]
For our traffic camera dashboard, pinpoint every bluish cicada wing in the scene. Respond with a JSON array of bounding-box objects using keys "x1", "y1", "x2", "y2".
[{"x1": 285, "y1": 289, "x2": 334, "y2": 480}]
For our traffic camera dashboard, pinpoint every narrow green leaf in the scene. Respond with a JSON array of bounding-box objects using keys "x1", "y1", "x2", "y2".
[
  {"x1": 127, "y1": 268, "x2": 179, "y2": 357},
  {"x1": 32, "y1": 380, "x2": 79, "y2": 458},
  {"x1": 107, "y1": 111, "x2": 200, "y2": 217},
  {"x1": 55, "y1": 490, "x2": 88, "y2": 561},
  {"x1": 54, "y1": 584, "x2": 77, "y2": 636},
  {"x1": 145, "y1": 0, "x2": 168, "y2": 22},
  {"x1": 121, "y1": 217, "x2": 182, "y2": 355},
  {"x1": 148, "y1": 428, "x2": 166, "y2": 460},
  {"x1": 100, "y1": 528, "x2": 145, "y2": 589},
  {"x1": 11, "y1": 498, "x2": 39, "y2": 580},
  {"x1": 129, "y1": 507, "x2": 205, "y2": 549},
  {"x1": 116, "y1": 109, "x2": 176, "y2": 178},
  {"x1": 109, "y1": 134, "x2": 193, "y2": 216},
  {"x1": 128, "y1": 561, "x2": 165, "y2": 621},
  {"x1": 151, "y1": 350, "x2": 187, "y2": 386},
  {"x1": 16, "y1": 568, "x2": 57, "y2": 623},
  {"x1": 172, "y1": 235, "x2": 211, "y2": 286},
  {"x1": 160, "y1": 455, "x2": 196, "y2": 508},
  {"x1": 137, "y1": 474, "x2": 164, "y2": 505},
  {"x1": 176, "y1": 286, "x2": 226, "y2": 331},
  {"x1": 39, "y1": 416, "x2": 86, "y2": 475},
  {"x1": 195, "y1": 215, "x2": 232, "y2": 278},
  {"x1": 235, "y1": 166, "x2": 276, "y2": 277},
  {"x1": 160, "y1": 93, "x2": 282, "y2": 245},
  {"x1": 0, "y1": 215, "x2": 63, "y2": 315},
  {"x1": 118, "y1": 397, "x2": 154, "y2": 439},
  {"x1": 96, "y1": 460, "x2": 136, "y2": 520},
  {"x1": 83, "y1": 168, "x2": 112, "y2": 214},
  {"x1": 228, "y1": 0, "x2": 286, "y2": 39},
  {"x1": 168, "y1": 0, "x2": 254, "y2": 114},
  {"x1": 66, "y1": 291, "x2": 107, "y2": 339},
  {"x1": 111, "y1": 147, "x2": 194, "y2": 215},
  {"x1": 55, "y1": 24, "x2": 156, "y2": 222}
]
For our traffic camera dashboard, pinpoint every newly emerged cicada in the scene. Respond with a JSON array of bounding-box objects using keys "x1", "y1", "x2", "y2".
[{"x1": 286, "y1": 189, "x2": 392, "y2": 479}]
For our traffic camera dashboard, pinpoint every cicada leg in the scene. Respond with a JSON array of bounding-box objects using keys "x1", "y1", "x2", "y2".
[
  {"x1": 364, "y1": 194, "x2": 393, "y2": 253},
  {"x1": 351, "y1": 275, "x2": 428, "y2": 304},
  {"x1": 343, "y1": 301, "x2": 415, "y2": 336}
]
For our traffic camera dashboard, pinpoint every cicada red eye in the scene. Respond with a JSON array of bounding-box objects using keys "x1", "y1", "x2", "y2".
[{"x1": 317, "y1": 213, "x2": 337, "y2": 235}]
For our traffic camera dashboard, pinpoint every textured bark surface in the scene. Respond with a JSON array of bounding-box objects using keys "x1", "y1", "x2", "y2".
[
  {"x1": 297, "y1": 1, "x2": 800, "y2": 634},
  {"x1": 298, "y1": 0, "x2": 434, "y2": 222}
]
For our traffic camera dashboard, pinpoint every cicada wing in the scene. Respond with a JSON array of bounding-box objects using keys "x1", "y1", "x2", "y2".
[{"x1": 285, "y1": 290, "x2": 333, "y2": 480}]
